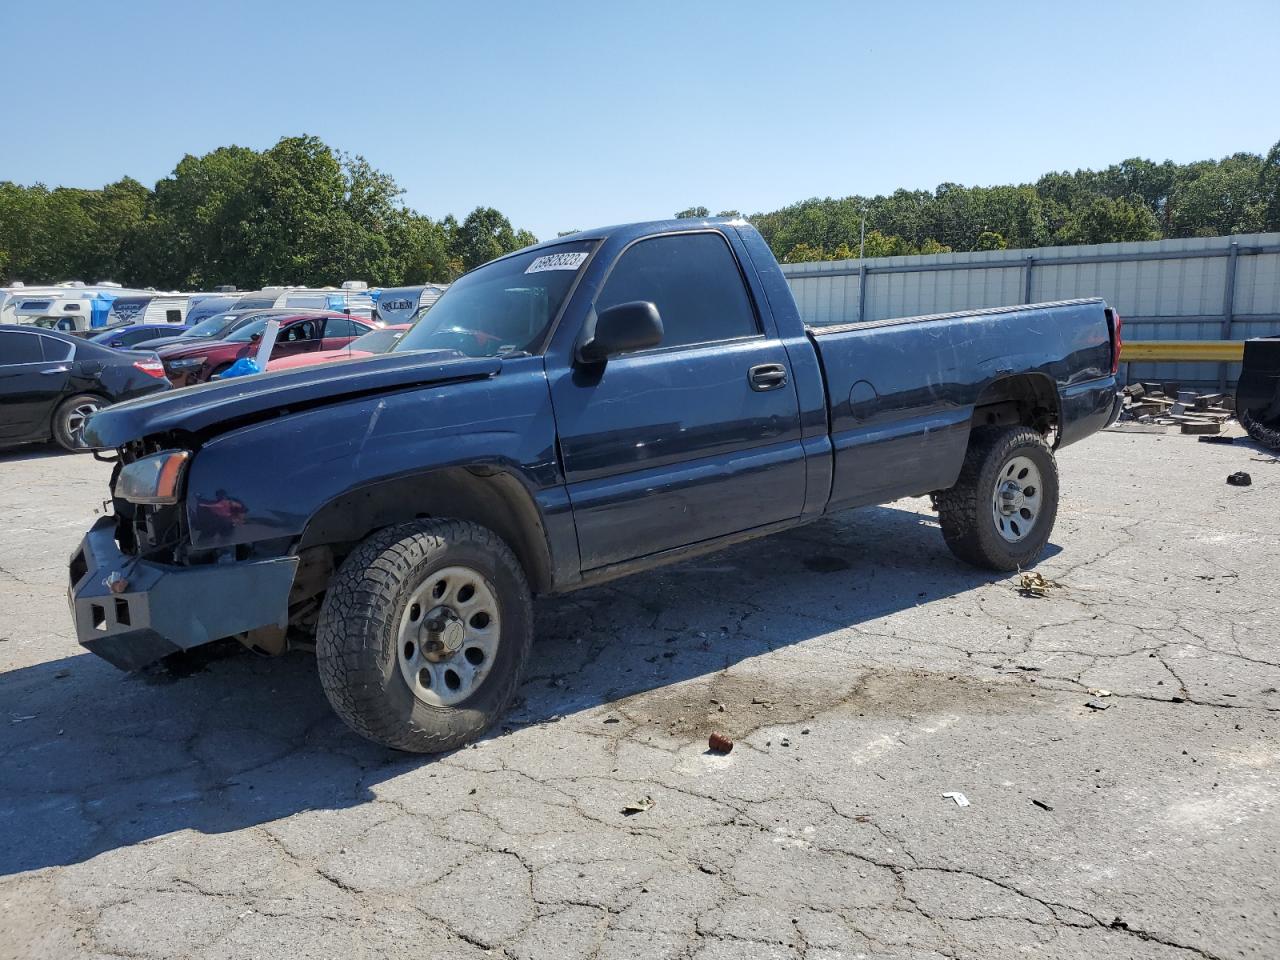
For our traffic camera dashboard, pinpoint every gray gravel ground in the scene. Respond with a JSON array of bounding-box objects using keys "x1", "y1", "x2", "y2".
[{"x1": 1, "y1": 430, "x2": 1277, "y2": 960}]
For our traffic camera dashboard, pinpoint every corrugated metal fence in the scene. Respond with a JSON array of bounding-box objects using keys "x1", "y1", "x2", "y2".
[{"x1": 781, "y1": 233, "x2": 1280, "y2": 386}]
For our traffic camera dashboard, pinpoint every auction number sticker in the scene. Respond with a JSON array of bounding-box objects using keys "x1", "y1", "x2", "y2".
[{"x1": 525, "y1": 252, "x2": 589, "y2": 273}]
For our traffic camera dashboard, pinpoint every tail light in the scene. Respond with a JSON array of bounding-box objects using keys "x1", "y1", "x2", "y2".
[
  {"x1": 133, "y1": 358, "x2": 166, "y2": 379},
  {"x1": 1106, "y1": 308, "x2": 1123, "y2": 375}
]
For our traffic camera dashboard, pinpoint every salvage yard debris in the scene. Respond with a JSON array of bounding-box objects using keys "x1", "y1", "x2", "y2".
[
  {"x1": 708, "y1": 732, "x2": 734, "y2": 754},
  {"x1": 942, "y1": 792, "x2": 971, "y2": 807},
  {"x1": 1017, "y1": 571, "x2": 1062, "y2": 598},
  {"x1": 1108, "y1": 383, "x2": 1237, "y2": 436},
  {"x1": 621, "y1": 796, "x2": 655, "y2": 816},
  {"x1": 1227, "y1": 471, "x2": 1253, "y2": 486}
]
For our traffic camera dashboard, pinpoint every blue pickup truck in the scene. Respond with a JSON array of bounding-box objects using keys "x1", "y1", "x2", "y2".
[{"x1": 70, "y1": 218, "x2": 1122, "y2": 752}]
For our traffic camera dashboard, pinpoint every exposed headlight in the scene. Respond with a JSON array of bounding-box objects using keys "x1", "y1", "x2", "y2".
[
  {"x1": 166, "y1": 356, "x2": 206, "y2": 370},
  {"x1": 116, "y1": 450, "x2": 191, "y2": 505}
]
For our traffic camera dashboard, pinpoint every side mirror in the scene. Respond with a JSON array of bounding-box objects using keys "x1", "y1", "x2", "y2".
[
  {"x1": 577, "y1": 301, "x2": 663, "y2": 364},
  {"x1": 250, "y1": 333, "x2": 262, "y2": 343}
]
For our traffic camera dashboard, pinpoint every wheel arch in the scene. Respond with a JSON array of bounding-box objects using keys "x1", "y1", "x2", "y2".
[
  {"x1": 52, "y1": 390, "x2": 111, "y2": 443},
  {"x1": 297, "y1": 466, "x2": 555, "y2": 595},
  {"x1": 969, "y1": 373, "x2": 1062, "y2": 445}
]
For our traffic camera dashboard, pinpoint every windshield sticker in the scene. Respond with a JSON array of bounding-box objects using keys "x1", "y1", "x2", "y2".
[{"x1": 525, "y1": 252, "x2": 589, "y2": 273}]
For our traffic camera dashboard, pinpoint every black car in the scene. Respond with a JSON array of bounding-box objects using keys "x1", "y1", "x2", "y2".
[
  {"x1": 0, "y1": 325, "x2": 171, "y2": 452},
  {"x1": 132, "y1": 308, "x2": 300, "y2": 351}
]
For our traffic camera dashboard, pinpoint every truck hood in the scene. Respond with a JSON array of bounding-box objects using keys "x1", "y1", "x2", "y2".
[{"x1": 84, "y1": 349, "x2": 491, "y2": 448}]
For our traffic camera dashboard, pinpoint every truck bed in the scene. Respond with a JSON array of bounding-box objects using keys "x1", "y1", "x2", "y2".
[{"x1": 807, "y1": 298, "x2": 1117, "y2": 511}]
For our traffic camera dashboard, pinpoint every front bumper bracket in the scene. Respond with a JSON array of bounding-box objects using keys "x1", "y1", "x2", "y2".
[{"x1": 68, "y1": 517, "x2": 298, "y2": 671}]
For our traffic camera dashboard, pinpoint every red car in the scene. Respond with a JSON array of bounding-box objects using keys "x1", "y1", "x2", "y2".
[
  {"x1": 157, "y1": 312, "x2": 376, "y2": 386},
  {"x1": 266, "y1": 324, "x2": 412, "y2": 372}
]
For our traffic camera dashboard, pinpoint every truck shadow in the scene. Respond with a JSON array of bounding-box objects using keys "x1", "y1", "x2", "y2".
[{"x1": 0, "y1": 504, "x2": 1058, "y2": 876}]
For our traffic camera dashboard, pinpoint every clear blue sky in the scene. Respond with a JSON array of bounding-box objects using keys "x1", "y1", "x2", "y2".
[{"x1": 7, "y1": 0, "x2": 1278, "y2": 240}]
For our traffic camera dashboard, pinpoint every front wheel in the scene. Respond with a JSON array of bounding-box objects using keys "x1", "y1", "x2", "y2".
[
  {"x1": 316, "y1": 518, "x2": 532, "y2": 753},
  {"x1": 935, "y1": 426, "x2": 1059, "y2": 571}
]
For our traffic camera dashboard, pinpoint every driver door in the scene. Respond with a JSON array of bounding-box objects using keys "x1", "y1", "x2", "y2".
[{"x1": 548, "y1": 230, "x2": 807, "y2": 571}]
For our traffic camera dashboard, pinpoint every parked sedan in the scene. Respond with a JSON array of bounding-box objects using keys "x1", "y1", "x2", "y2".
[
  {"x1": 132, "y1": 308, "x2": 301, "y2": 352},
  {"x1": 157, "y1": 312, "x2": 375, "y2": 386},
  {"x1": 0, "y1": 325, "x2": 170, "y2": 452},
  {"x1": 266, "y1": 324, "x2": 411, "y2": 372},
  {"x1": 88, "y1": 323, "x2": 192, "y2": 349}
]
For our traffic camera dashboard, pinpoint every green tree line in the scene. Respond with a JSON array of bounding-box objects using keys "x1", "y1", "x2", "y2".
[
  {"x1": 0, "y1": 135, "x2": 537, "y2": 288},
  {"x1": 5, "y1": 137, "x2": 1280, "y2": 286},
  {"x1": 682, "y1": 140, "x2": 1280, "y2": 262}
]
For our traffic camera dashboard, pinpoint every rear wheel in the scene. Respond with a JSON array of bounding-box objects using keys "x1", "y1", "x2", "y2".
[
  {"x1": 52, "y1": 394, "x2": 105, "y2": 452},
  {"x1": 1240, "y1": 408, "x2": 1280, "y2": 451},
  {"x1": 936, "y1": 426, "x2": 1059, "y2": 570},
  {"x1": 315, "y1": 518, "x2": 532, "y2": 753}
]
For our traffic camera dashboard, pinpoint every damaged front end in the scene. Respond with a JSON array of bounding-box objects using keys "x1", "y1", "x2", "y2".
[
  {"x1": 67, "y1": 350, "x2": 503, "y2": 671},
  {"x1": 67, "y1": 439, "x2": 298, "y2": 671}
]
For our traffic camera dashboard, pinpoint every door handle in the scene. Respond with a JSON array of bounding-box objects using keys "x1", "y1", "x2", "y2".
[
  {"x1": 40, "y1": 366, "x2": 70, "y2": 375},
  {"x1": 748, "y1": 363, "x2": 787, "y2": 391}
]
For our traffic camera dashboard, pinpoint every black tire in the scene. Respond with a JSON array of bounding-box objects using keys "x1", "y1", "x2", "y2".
[
  {"x1": 51, "y1": 393, "x2": 106, "y2": 452},
  {"x1": 315, "y1": 518, "x2": 532, "y2": 753},
  {"x1": 936, "y1": 426, "x2": 1059, "y2": 571},
  {"x1": 1240, "y1": 408, "x2": 1280, "y2": 451}
]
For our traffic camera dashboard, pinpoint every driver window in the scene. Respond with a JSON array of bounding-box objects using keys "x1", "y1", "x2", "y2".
[{"x1": 597, "y1": 232, "x2": 760, "y2": 350}]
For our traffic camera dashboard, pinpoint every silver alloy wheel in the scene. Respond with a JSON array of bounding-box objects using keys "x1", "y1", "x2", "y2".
[
  {"x1": 64, "y1": 400, "x2": 102, "y2": 448},
  {"x1": 991, "y1": 455, "x2": 1043, "y2": 543},
  {"x1": 396, "y1": 565, "x2": 501, "y2": 707}
]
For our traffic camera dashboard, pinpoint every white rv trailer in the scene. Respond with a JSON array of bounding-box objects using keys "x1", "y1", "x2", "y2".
[
  {"x1": 269, "y1": 280, "x2": 375, "y2": 319},
  {"x1": 104, "y1": 292, "x2": 200, "y2": 326},
  {"x1": 211, "y1": 281, "x2": 376, "y2": 320},
  {"x1": 182, "y1": 293, "x2": 246, "y2": 327},
  {"x1": 0, "y1": 282, "x2": 153, "y2": 332},
  {"x1": 0, "y1": 285, "x2": 35, "y2": 325},
  {"x1": 374, "y1": 284, "x2": 450, "y2": 326},
  {"x1": 0, "y1": 280, "x2": 381, "y2": 333}
]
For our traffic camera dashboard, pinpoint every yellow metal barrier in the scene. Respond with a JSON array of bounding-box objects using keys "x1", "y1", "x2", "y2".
[{"x1": 1121, "y1": 340, "x2": 1245, "y2": 362}]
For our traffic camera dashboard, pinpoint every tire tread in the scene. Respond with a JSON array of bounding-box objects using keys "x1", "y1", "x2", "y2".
[
  {"x1": 1241, "y1": 408, "x2": 1280, "y2": 451},
  {"x1": 315, "y1": 518, "x2": 531, "y2": 753},
  {"x1": 51, "y1": 392, "x2": 106, "y2": 452},
  {"x1": 936, "y1": 426, "x2": 1059, "y2": 571}
]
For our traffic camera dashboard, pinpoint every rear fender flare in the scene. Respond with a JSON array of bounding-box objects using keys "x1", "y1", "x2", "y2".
[{"x1": 967, "y1": 373, "x2": 1062, "y2": 446}]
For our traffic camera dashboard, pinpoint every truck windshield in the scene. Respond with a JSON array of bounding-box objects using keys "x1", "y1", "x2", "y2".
[{"x1": 395, "y1": 240, "x2": 596, "y2": 357}]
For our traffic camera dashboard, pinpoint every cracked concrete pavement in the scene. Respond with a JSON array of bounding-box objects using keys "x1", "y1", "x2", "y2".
[{"x1": 1, "y1": 431, "x2": 1277, "y2": 960}]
